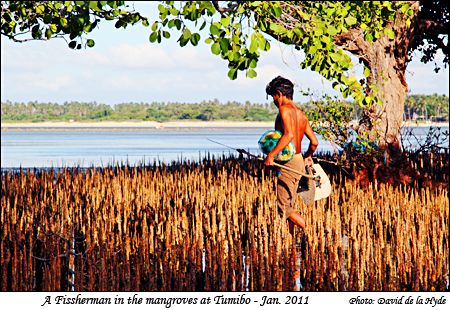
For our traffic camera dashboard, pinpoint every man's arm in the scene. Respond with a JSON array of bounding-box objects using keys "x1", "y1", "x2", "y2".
[{"x1": 303, "y1": 120, "x2": 318, "y2": 166}]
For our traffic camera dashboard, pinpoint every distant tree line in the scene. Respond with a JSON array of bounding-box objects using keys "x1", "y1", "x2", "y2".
[
  {"x1": 1, "y1": 94, "x2": 448, "y2": 123},
  {"x1": 0, "y1": 100, "x2": 277, "y2": 122},
  {"x1": 404, "y1": 94, "x2": 449, "y2": 122}
]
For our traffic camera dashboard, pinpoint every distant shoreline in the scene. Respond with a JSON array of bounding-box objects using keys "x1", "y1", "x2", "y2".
[
  {"x1": 1, "y1": 120, "x2": 274, "y2": 129},
  {"x1": 1, "y1": 120, "x2": 448, "y2": 130}
]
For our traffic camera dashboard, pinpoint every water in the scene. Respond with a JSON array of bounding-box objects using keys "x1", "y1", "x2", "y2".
[
  {"x1": 0, "y1": 127, "x2": 335, "y2": 168},
  {"x1": 1, "y1": 126, "x2": 447, "y2": 168}
]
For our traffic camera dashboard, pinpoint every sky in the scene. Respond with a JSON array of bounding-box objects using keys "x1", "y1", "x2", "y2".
[{"x1": 1, "y1": 1, "x2": 449, "y2": 106}]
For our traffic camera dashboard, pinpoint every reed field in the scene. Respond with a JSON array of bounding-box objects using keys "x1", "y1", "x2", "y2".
[{"x1": 1, "y1": 153, "x2": 448, "y2": 291}]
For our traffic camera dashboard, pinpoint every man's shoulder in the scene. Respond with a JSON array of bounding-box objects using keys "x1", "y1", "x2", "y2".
[
  {"x1": 280, "y1": 102, "x2": 298, "y2": 112},
  {"x1": 295, "y1": 108, "x2": 310, "y2": 124}
]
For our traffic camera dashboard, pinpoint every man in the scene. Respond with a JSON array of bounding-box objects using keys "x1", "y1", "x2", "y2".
[{"x1": 264, "y1": 76, "x2": 318, "y2": 230}]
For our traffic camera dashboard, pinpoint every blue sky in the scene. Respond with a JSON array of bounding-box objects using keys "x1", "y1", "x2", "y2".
[{"x1": 1, "y1": 1, "x2": 448, "y2": 106}]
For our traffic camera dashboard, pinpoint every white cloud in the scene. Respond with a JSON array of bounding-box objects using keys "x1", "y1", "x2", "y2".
[
  {"x1": 77, "y1": 43, "x2": 175, "y2": 70},
  {"x1": 171, "y1": 46, "x2": 216, "y2": 70}
]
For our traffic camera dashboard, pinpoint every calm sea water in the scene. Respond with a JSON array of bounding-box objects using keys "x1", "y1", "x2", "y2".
[{"x1": 1, "y1": 126, "x2": 448, "y2": 168}]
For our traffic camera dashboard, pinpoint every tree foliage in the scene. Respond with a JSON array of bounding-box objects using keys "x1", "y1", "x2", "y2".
[
  {"x1": 148, "y1": 1, "x2": 448, "y2": 107},
  {"x1": 1, "y1": 1, "x2": 148, "y2": 49}
]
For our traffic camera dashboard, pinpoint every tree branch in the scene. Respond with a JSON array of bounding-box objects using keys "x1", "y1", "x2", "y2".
[
  {"x1": 212, "y1": 1, "x2": 238, "y2": 15},
  {"x1": 415, "y1": 18, "x2": 449, "y2": 53},
  {"x1": 333, "y1": 28, "x2": 371, "y2": 65}
]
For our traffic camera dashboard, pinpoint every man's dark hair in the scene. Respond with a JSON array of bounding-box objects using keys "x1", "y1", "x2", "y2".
[{"x1": 265, "y1": 76, "x2": 294, "y2": 100}]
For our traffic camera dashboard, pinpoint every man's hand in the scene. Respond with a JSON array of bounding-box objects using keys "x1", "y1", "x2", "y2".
[
  {"x1": 264, "y1": 154, "x2": 275, "y2": 166},
  {"x1": 304, "y1": 156, "x2": 314, "y2": 167}
]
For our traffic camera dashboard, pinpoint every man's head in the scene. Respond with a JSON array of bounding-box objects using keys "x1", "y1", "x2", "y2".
[{"x1": 265, "y1": 76, "x2": 294, "y2": 100}]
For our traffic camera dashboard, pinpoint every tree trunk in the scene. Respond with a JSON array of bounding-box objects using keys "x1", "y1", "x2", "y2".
[
  {"x1": 356, "y1": 2, "x2": 421, "y2": 163},
  {"x1": 358, "y1": 35, "x2": 407, "y2": 160}
]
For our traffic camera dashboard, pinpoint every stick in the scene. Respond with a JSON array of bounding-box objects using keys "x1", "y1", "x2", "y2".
[{"x1": 207, "y1": 138, "x2": 315, "y2": 179}]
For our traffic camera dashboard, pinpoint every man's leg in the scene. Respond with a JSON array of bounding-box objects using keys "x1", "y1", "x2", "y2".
[
  {"x1": 288, "y1": 211, "x2": 305, "y2": 229},
  {"x1": 277, "y1": 176, "x2": 305, "y2": 232}
]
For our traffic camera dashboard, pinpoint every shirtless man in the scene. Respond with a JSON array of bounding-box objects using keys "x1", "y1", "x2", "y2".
[{"x1": 264, "y1": 76, "x2": 318, "y2": 230}]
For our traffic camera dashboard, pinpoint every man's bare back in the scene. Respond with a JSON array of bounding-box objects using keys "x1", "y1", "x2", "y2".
[{"x1": 275, "y1": 105, "x2": 309, "y2": 154}]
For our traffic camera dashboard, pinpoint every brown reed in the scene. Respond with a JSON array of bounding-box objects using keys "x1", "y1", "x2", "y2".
[{"x1": 0, "y1": 154, "x2": 448, "y2": 291}]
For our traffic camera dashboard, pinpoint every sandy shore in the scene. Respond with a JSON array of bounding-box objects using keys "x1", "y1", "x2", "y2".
[{"x1": 1, "y1": 120, "x2": 275, "y2": 129}]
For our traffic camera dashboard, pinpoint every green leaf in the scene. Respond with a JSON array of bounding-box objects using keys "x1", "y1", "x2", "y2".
[
  {"x1": 43, "y1": 14, "x2": 52, "y2": 24},
  {"x1": 257, "y1": 36, "x2": 270, "y2": 51},
  {"x1": 49, "y1": 24, "x2": 57, "y2": 33},
  {"x1": 330, "y1": 52, "x2": 343, "y2": 63},
  {"x1": 342, "y1": 87, "x2": 349, "y2": 98},
  {"x1": 364, "y1": 32, "x2": 374, "y2": 42},
  {"x1": 182, "y1": 28, "x2": 191, "y2": 40},
  {"x1": 199, "y1": 21, "x2": 207, "y2": 31},
  {"x1": 400, "y1": 4, "x2": 410, "y2": 14},
  {"x1": 149, "y1": 31, "x2": 158, "y2": 43},
  {"x1": 249, "y1": 34, "x2": 258, "y2": 53},
  {"x1": 190, "y1": 33, "x2": 200, "y2": 45},
  {"x1": 363, "y1": 67, "x2": 370, "y2": 78},
  {"x1": 115, "y1": 20, "x2": 125, "y2": 28},
  {"x1": 36, "y1": 4, "x2": 45, "y2": 14},
  {"x1": 179, "y1": 36, "x2": 189, "y2": 47},
  {"x1": 272, "y1": 6, "x2": 282, "y2": 18},
  {"x1": 220, "y1": 16, "x2": 230, "y2": 27},
  {"x1": 163, "y1": 31, "x2": 171, "y2": 39},
  {"x1": 151, "y1": 22, "x2": 158, "y2": 31},
  {"x1": 232, "y1": 51, "x2": 241, "y2": 61},
  {"x1": 327, "y1": 25, "x2": 338, "y2": 36},
  {"x1": 210, "y1": 24, "x2": 220, "y2": 36},
  {"x1": 174, "y1": 19, "x2": 181, "y2": 30},
  {"x1": 344, "y1": 16, "x2": 357, "y2": 26},
  {"x1": 3, "y1": 11, "x2": 12, "y2": 22},
  {"x1": 45, "y1": 29, "x2": 52, "y2": 39},
  {"x1": 211, "y1": 43, "x2": 221, "y2": 55},
  {"x1": 246, "y1": 69, "x2": 257, "y2": 78},
  {"x1": 228, "y1": 68, "x2": 237, "y2": 80},
  {"x1": 364, "y1": 96, "x2": 372, "y2": 105},
  {"x1": 269, "y1": 23, "x2": 285, "y2": 34},
  {"x1": 219, "y1": 38, "x2": 229, "y2": 53},
  {"x1": 406, "y1": 8, "x2": 414, "y2": 17},
  {"x1": 31, "y1": 25, "x2": 41, "y2": 39},
  {"x1": 406, "y1": 19, "x2": 411, "y2": 28},
  {"x1": 321, "y1": 35, "x2": 332, "y2": 45},
  {"x1": 68, "y1": 41, "x2": 77, "y2": 49},
  {"x1": 86, "y1": 39, "x2": 95, "y2": 47},
  {"x1": 158, "y1": 4, "x2": 167, "y2": 14},
  {"x1": 384, "y1": 28, "x2": 395, "y2": 40},
  {"x1": 89, "y1": 1, "x2": 100, "y2": 11}
]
